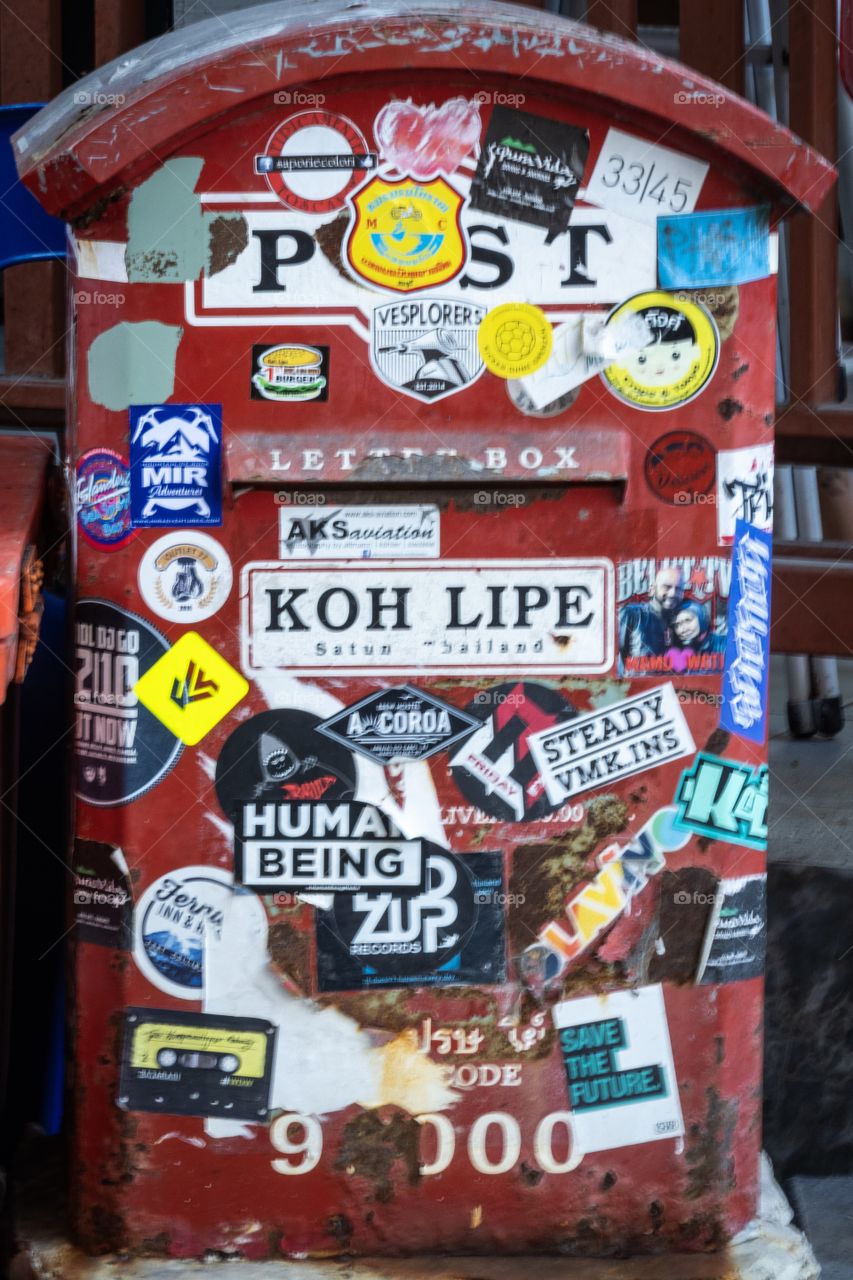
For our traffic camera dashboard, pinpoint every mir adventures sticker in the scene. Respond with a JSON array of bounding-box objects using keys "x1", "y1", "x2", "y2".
[
  {"x1": 469, "y1": 106, "x2": 588, "y2": 243},
  {"x1": 601, "y1": 292, "x2": 719, "y2": 411},
  {"x1": 553, "y1": 985, "x2": 684, "y2": 1153},
  {"x1": 315, "y1": 846, "x2": 506, "y2": 991},
  {"x1": 720, "y1": 521, "x2": 772, "y2": 744},
  {"x1": 255, "y1": 110, "x2": 376, "y2": 213},
  {"x1": 129, "y1": 403, "x2": 222, "y2": 527},
  {"x1": 75, "y1": 448, "x2": 133, "y2": 551},
  {"x1": 618, "y1": 556, "x2": 729, "y2": 678},
  {"x1": 345, "y1": 174, "x2": 467, "y2": 294},
  {"x1": 673, "y1": 754, "x2": 768, "y2": 850},
  {"x1": 137, "y1": 531, "x2": 232, "y2": 625},
  {"x1": 317, "y1": 685, "x2": 479, "y2": 765},
  {"x1": 75, "y1": 599, "x2": 182, "y2": 807},
  {"x1": 251, "y1": 343, "x2": 329, "y2": 402},
  {"x1": 119, "y1": 1007, "x2": 275, "y2": 1122},
  {"x1": 371, "y1": 297, "x2": 486, "y2": 402}
]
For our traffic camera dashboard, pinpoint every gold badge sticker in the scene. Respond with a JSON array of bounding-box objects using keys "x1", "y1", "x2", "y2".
[
  {"x1": 345, "y1": 175, "x2": 466, "y2": 293},
  {"x1": 477, "y1": 303, "x2": 553, "y2": 379},
  {"x1": 134, "y1": 631, "x2": 248, "y2": 746},
  {"x1": 601, "y1": 291, "x2": 719, "y2": 411}
]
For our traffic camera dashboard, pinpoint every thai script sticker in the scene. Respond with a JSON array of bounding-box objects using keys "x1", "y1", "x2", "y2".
[
  {"x1": 75, "y1": 599, "x2": 182, "y2": 807},
  {"x1": 584, "y1": 127, "x2": 708, "y2": 223},
  {"x1": 129, "y1": 403, "x2": 222, "y2": 528},
  {"x1": 133, "y1": 631, "x2": 248, "y2": 746},
  {"x1": 716, "y1": 445, "x2": 774, "y2": 544},
  {"x1": 601, "y1": 292, "x2": 719, "y2": 411},
  {"x1": 673, "y1": 754, "x2": 768, "y2": 850},
  {"x1": 720, "y1": 521, "x2": 772, "y2": 743},
  {"x1": 255, "y1": 110, "x2": 377, "y2": 213},
  {"x1": 137, "y1": 531, "x2": 232, "y2": 624},
  {"x1": 278, "y1": 505, "x2": 440, "y2": 560},
  {"x1": 478, "y1": 303, "x2": 553, "y2": 379},
  {"x1": 75, "y1": 448, "x2": 133, "y2": 551},
  {"x1": 345, "y1": 175, "x2": 467, "y2": 294}
]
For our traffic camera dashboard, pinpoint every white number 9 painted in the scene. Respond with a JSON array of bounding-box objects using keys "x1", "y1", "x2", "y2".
[{"x1": 270, "y1": 1113, "x2": 323, "y2": 1175}]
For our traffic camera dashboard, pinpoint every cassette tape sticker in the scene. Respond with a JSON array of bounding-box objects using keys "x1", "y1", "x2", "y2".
[{"x1": 119, "y1": 1008, "x2": 276, "y2": 1121}]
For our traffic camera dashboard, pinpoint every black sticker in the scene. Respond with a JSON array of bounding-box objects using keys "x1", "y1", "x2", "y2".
[
  {"x1": 73, "y1": 838, "x2": 132, "y2": 948},
  {"x1": 119, "y1": 1007, "x2": 275, "y2": 1121},
  {"x1": 316, "y1": 847, "x2": 506, "y2": 990},
  {"x1": 215, "y1": 709, "x2": 356, "y2": 823},
  {"x1": 469, "y1": 107, "x2": 588, "y2": 243},
  {"x1": 250, "y1": 343, "x2": 330, "y2": 403},
  {"x1": 449, "y1": 681, "x2": 576, "y2": 823},
  {"x1": 317, "y1": 685, "x2": 479, "y2": 765},
  {"x1": 74, "y1": 599, "x2": 182, "y2": 807},
  {"x1": 698, "y1": 875, "x2": 766, "y2": 985}
]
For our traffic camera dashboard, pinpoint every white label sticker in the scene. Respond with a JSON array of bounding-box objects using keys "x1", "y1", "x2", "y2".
[
  {"x1": 553, "y1": 985, "x2": 684, "y2": 1153},
  {"x1": 138, "y1": 531, "x2": 232, "y2": 623},
  {"x1": 242, "y1": 559, "x2": 614, "y2": 676},
  {"x1": 716, "y1": 444, "x2": 774, "y2": 544},
  {"x1": 584, "y1": 128, "x2": 709, "y2": 225},
  {"x1": 528, "y1": 684, "x2": 695, "y2": 805},
  {"x1": 278, "y1": 504, "x2": 440, "y2": 559}
]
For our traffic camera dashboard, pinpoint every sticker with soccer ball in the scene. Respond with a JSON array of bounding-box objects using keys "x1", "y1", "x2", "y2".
[
  {"x1": 600, "y1": 291, "x2": 719, "y2": 410},
  {"x1": 478, "y1": 304, "x2": 553, "y2": 379}
]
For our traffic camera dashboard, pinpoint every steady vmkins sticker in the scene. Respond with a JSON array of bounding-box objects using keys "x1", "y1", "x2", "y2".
[
  {"x1": 255, "y1": 110, "x2": 376, "y2": 213},
  {"x1": 74, "y1": 599, "x2": 182, "y2": 806},
  {"x1": 138, "y1": 532, "x2": 232, "y2": 624},
  {"x1": 601, "y1": 292, "x2": 718, "y2": 410},
  {"x1": 75, "y1": 449, "x2": 133, "y2": 551},
  {"x1": 478, "y1": 304, "x2": 553, "y2": 379},
  {"x1": 317, "y1": 685, "x2": 479, "y2": 764}
]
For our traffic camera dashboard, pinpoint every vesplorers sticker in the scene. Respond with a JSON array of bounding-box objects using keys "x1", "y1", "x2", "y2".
[
  {"x1": 129, "y1": 403, "x2": 222, "y2": 528},
  {"x1": 601, "y1": 292, "x2": 718, "y2": 411},
  {"x1": 478, "y1": 304, "x2": 552, "y2": 379},
  {"x1": 138, "y1": 532, "x2": 232, "y2": 624},
  {"x1": 133, "y1": 632, "x2": 248, "y2": 746},
  {"x1": 553, "y1": 985, "x2": 684, "y2": 1153},
  {"x1": 75, "y1": 449, "x2": 133, "y2": 551},
  {"x1": 371, "y1": 297, "x2": 486, "y2": 403},
  {"x1": 75, "y1": 600, "x2": 182, "y2": 807}
]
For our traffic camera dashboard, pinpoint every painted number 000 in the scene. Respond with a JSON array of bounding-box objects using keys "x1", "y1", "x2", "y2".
[{"x1": 270, "y1": 1111, "x2": 582, "y2": 1177}]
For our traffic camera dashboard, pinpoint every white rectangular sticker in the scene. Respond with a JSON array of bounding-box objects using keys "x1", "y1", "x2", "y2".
[
  {"x1": 528, "y1": 684, "x2": 694, "y2": 805},
  {"x1": 584, "y1": 127, "x2": 709, "y2": 225},
  {"x1": 553, "y1": 985, "x2": 684, "y2": 1153},
  {"x1": 239, "y1": 838, "x2": 423, "y2": 892},
  {"x1": 278, "y1": 504, "x2": 439, "y2": 559},
  {"x1": 242, "y1": 559, "x2": 614, "y2": 676},
  {"x1": 716, "y1": 444, "x2": 774, "y2": 544}
]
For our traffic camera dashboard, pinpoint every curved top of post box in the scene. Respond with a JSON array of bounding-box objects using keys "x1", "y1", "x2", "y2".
[{"x1": 13, "y1": 0, "x2": 835, "y2": 220}]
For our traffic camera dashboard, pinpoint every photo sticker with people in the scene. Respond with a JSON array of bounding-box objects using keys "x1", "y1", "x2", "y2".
[{"x1": 617, "y1": 557, "x2": 730, "y2": 677}]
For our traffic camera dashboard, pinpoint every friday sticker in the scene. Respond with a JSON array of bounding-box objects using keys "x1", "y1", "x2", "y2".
[
  {"x1": 137, "y1": 531, "x2": 232, "y2": 624},
  {"x1": 673, "y1": 754, "x2": 768, "y2": 850},
  {"x1": 129, "y1": 403, "x2": 222, "y2": 528},
  {"x1": 255, "y1": 110, "x2": 376, "y2": 213},
  {"x1": 318, "y1": 686, "x2": 478, "y2": 764},
  {"x1": 478, "y1": 303, "x2": 552, "y2": 379},
  {"x1": 75, "y1": 599, "x2": 181, "y2": 806},
  {"x1": 345, "y1": 174, "x2": 467, "y2": 294},
  {"x1": 553, "y1": 985, "x2": 684, "y2": 1153},
  {"x1": 720, "y1": 521, "x2": 772, "y2": 744},
  {"x1": 370, "y1": 297, "x2": 486, "y2": 402},
  {"x1": 75, "y1": 449, "x2": 133, "y2": 551},
  {"x1": 618, "y1": 556, "x2": 729, "y2": 678},
  {"x1": 528, "y1": 685, "x2": 695, "y2": 806},
  {"x1": 716, "y1": 444, "x2": 774, "y2": 544},
  {"x1": 601, "y1": 292, "x2": 718, "y2": 411}
]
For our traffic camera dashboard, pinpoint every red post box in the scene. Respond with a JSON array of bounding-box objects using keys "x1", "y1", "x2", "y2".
[{"x1": 16, "y1": 1, "x2": 834, "y2": 1261}]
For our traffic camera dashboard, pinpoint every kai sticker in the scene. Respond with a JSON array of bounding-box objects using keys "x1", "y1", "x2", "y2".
[
  {"x1": 601, "y1": 292, "x2": 718, "y2": 411},
  {"x1": 478, "y1": 304, "x2": 552, "y2": 379},
  {"x1": 134, "y1": 632, "x2": 248, "y2": 746},
  {"x1": 255, "y1": 110, "x2": 376, "y2": 214},
  {"x1": 345, "y1": 174, "x2": 466, "y2": 293},
  {"x1": 673, "y1": 754, "x2": 768, "y2": 850},
  {"x1": 137, "y1": 531, "x2": 232, "y2": 624}
]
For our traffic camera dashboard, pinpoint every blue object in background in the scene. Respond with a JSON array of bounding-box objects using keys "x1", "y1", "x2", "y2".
[
  {"x1": 658, "y1": 206, "x2": 771, "y2": 289},
  {"x1": 0, "y1": 104, "x2": 66, "y2": 271},
  {"x1": 721, "y1": 520, "x2": 773, "y2": 744}
]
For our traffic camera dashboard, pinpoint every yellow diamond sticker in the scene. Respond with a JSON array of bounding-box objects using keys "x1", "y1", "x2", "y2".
[
  {"x1": 133, "y1": 632, "x2": 248, "y2": 746},
  {"x1": 478, "y1": 303, "x2": 553, "y2": 379}
]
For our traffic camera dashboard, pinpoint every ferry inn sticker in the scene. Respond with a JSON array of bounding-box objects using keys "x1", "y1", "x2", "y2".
[
  {"x1": 138, "y1": 532, "x2": 232, "y2": 624},
  {"x1": 553, "y1": 984, "x2": 684, "y2": 1153},
  {"x1": 601, "y1": 292, "x2": 719, "y2": 411}
]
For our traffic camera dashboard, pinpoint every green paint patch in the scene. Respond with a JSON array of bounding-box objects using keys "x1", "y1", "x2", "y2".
[
  {"x1": 126, "y1": 158, "x2": 206, "y2": 283},
  {"x1": 87, "y1": 321, "x2": 182, "y2": 411}
]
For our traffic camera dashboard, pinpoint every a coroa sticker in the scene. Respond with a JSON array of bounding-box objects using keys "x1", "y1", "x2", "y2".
[
  {"x1": 371, "y1": 297, "x2": 486, "y2": 402},
  {"x1": 317, "y1": 685, "x2": 479, "y2": 764},
  {"x1": 75, "y1": 448, "x2": 133, "y2": 551},
  {"x1": 601, "y1": 291, "x2": 719, "y2": 411},
  {"x1": 137, "y1": 531, "x2": 232, "y2": 624},
  {"x1": 74, "y1": 599, "x2": 181, "y2": 807},
  {"x1": 450, "y1": 682, "x2": 577, "y2": 823},
  {"x1": 255, "y1": 110, "x2": 377, "y2": 213},
  {"x1": 129, "y1": 403, "x2": 222, "y2": 527},
  {"x1": 345, "y1": 175, "x2": 467, "y2": 294}
]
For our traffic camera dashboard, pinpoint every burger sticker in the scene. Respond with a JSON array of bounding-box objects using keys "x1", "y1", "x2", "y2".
[
  {"x1": 251, "y1": 344, "x2": 329, "y2": 402},
  {"x1": 600, "y1": 291, "x2": 719, "y2": 411}
]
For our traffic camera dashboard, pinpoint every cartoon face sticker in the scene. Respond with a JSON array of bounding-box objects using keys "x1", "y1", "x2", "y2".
[{"x1": 601, "y1": 292, "x2": 719, "y2": 410}]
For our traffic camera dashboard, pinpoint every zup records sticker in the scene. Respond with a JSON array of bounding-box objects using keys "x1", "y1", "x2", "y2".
[
  {"x1": 478, "y1": 304, "x2": 552, "y2": 379},
  {"x1": 134, "y1": 632, "x2": 248, "y2": 746},
  {"x1": 601, "y1": 291, "x2": 719, "y2": 411}
]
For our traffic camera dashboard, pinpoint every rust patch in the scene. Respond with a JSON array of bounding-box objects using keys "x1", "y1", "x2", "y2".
[
  {"x1": 326, "y1": 1213, "x2": 353, "y2": 1248},
  {"x1": 685, "y1": 1087, "x2": 738, "y2": 1202},
  {"x1": 717, "y1": 398, "x2": 743, "y2": 421},
  {"x1": 335, "y1": 1108, "x2": 421, "y2": 1203},
  {"x1": 648, "y1": 867, "x2": 719, "y2": 985},
  {"x1": 704, "y1": 727, "x2": 731, "y2": 756},
  {"x1": 351, "y1": 452, "x2": 503, "y2": 484},
  {"x1": 267, "y1": 919, "x2": 312, "y2": 990},
  {"x1": 208, "y1": 213, "x2": 248, "y2": 275},
  {"x1": 315, "y1": 211, "x2": 350, "y2": 280}
]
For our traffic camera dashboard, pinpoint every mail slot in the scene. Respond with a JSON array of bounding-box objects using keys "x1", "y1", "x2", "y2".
[{"x1": 15, "y1": 0, "x2": 834, "y2": 1262}]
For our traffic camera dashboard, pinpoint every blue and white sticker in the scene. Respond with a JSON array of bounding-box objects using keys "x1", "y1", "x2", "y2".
[
  {"x1": 657, "y1": 206, "x2": 771, "y2": 289},
  {"x1": 720, "y1": 520, "x2": 772, "y2": 743},
  {"x1": 129, "y1": 403, "x2": 222, "y2": 527}
]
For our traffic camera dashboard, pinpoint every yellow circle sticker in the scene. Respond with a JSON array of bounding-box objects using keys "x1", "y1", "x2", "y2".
[
  {"x1": 601, "y1": 290, "x2": 719, "y2": 411},
  {"x1": 478, "y1": 304, "x2": 553, "y2": 379}
]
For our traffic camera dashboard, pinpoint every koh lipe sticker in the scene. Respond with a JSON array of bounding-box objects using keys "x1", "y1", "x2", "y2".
[
  {"x1": 697, "y1": 874, "x2": 767, "y2": 985},
  {"x1": 469, "y1": 106, "x2": 588, "y2": 243},
  {"x1": 673, "y1": 754, "x2": 768, "y2": 850},
  {"x1": 657, "y1": 206, "x2": 771, "y2": 290},
  {"x1": 129, "y1": 403, "x2": 222, "y2": 528},
  {"x1": 600, "y1": 291, "x2": 719, "y2": 411},
  {"x1": 278, "y1": 503, "x2": 440, "y2": 560},
  {"x1": 720, "y1": 521, "x2": 772, "y2": 744},
  {"x1": 553, "y1": 984, "x2": 684, "y2": 1153},
  {"x1": 75, "y1": 448, "x2": 133, "y2": 551},
  {"x1": 716, "y1": 445, "x2": 774, "y2": 545},
  {"x1": 618, "y1": 557, "x2": 729, "y2": 677},
  {"x1": 527, "y1": 684, "x2": 695, "y2": 806},
  {"x1": 317, "y1": 685, "x2": 478, "y2": 765},
  {"x1": 118, "y1": 1007, "x2": 276, "y2": 1122}
]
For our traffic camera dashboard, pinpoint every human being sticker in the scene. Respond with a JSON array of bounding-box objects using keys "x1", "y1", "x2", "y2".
[{"x1": 601, "y1": 291, "x2": 719, "y2": 410}]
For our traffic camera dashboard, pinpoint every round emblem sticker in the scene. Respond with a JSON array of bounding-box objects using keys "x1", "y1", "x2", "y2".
[
  {"x1": 644, "y1": 430, "x2": 716, "y2": 505},
  {"x1": 134, "y1": 865, "x2": 267, "y2": 1000},
  {"x1": 478, "y1": 304, "x2": 553, "y2": 379},
  {"x1": 601, "y1": 291, "x2": 719, "y2": 410},
  {"x1": 75, "y1": 449, "x2": 133, "y2": 551},
  {"x1": 256, "y1": 110, "x2": 374, "y2": 214},
  {"x1": 138, "y1": 531, "x2": 232, "y2": 624}
]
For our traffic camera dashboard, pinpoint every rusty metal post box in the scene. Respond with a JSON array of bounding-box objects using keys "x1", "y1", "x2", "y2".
[{"x1": 15, "y1": 1, "x2": 834, "y2": 1261}]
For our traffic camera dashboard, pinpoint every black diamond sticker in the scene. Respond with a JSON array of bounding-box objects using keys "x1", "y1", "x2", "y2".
[{"x1": 317, "y1": 685, "x2": 479, "y2": 765}]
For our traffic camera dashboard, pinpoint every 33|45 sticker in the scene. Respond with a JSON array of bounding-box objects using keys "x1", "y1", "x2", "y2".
[
  {"x1": 134, "y1": 632, "x2": 248, "y2": 746},
  {"x1": 673, "y1": 754, "x2": 767, "y2": 850}
]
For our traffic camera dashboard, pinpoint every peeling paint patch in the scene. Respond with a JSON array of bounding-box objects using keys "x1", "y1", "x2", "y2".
[
  {"x1": 208, "y1": 213, "x2": 248, "y2": 276},
  {"x1": 126, "y1": 157, "x2": 206, "y2": 282},
  {"x1": 87, "y1": 321, "x2": 181, "y2": 411}
]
